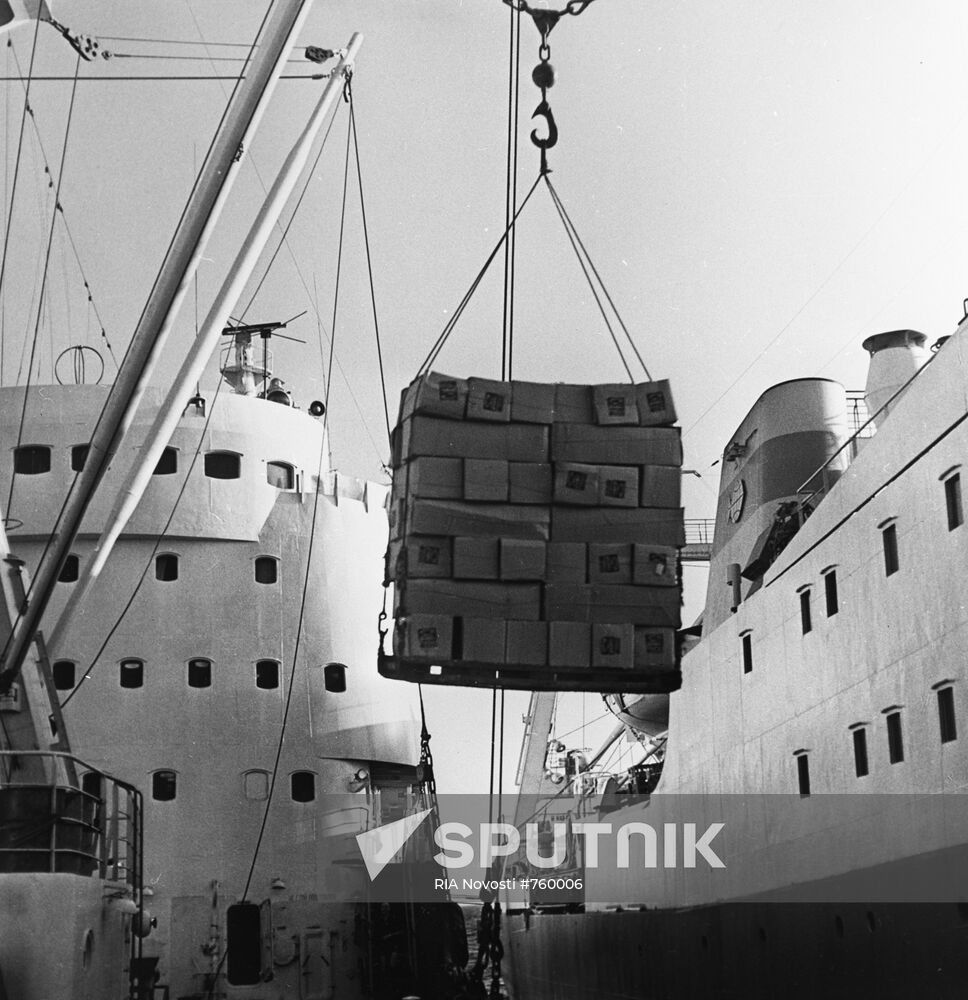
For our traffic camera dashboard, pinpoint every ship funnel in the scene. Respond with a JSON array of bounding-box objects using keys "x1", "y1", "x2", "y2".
[{"x1": 861, "y1": 329, "x2": 929, "y2": 422}]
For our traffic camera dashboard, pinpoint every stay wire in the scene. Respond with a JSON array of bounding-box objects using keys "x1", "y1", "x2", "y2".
[
  {"x1": 500, "y1": 2, "x2": 523, "y2": 382},
  {"x1": 6, "y1": 52, "x2": 81, "y2": 522},
  {"x1": 0, "y1": 10, "x2": 268, "y2": 663},
  {"x1": 59, "y1": 379, "x2": 226, "y2": 709},
  {"x1": 0, "y1": 20, "x2": 43, "y2": 383},
  {"x1": 349, "y1": 88, "x2": 392, "y2": 447},
  {"x1": 7, "y1": 44, "x2": 118, "y2": 371},
  {"x1": 240, "y1": 394, "x2": 332, "y2": 903},
  {"x1": 322, "y1": 101, "x2": 353, "y2": 436},
  {"x1": 238, "y1": 96, "x2": 343, "y2": 320},
  {"x1": 543, "y1": 176, "x2": 643, "y2": 381},
  {"x1": 419, "y1": 172, "x2": 542, "y2": 375}
]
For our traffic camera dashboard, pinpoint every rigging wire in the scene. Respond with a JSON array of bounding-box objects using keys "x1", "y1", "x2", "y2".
[
  {"x1": 0, "y1": 20, "x2": 44, "y2": 385},
  {"x1": 0, "y1": 6, "x2": 270, "y2": 666},
  {"x1": 0, "y1": 74, "x2": 330, "y2": 82},
  {"x1": 322, "y1": 98, "x2": 353, "y2": 443},
  {"x1": 544, "y1": 175, "x2": 651, "y2": 380},
  {"x1": 6, "y1": 51, "x2": 82, "y2": 521},
  {"x1": 58, "y1": 380, "x2": 226, "y2": 709},
  {"x1": 237, "y1": 98, "x2": 343, "y2": 320},
  {"x1": 239, "y1": 397, "x2": 331, "y2": 904},
  {"x1": 418, "y1": 173, "x2": 543, "y2": 374},
  {"x1": 501, "y1": 1, "x2": 523, "y2": 382},
  {"x1": 348, "y1": 87, "x2": 392, "y2": 447},
  {"x1": 7, "y1": 43, "x2": 118, "y2": 372}
]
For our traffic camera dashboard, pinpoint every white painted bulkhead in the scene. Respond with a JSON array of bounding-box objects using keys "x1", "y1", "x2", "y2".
[{"x1": 0, "y1": 384, "x2": 421, "y2": 997}]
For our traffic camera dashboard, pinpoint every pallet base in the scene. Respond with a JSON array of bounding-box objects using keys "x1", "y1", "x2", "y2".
[{"x1": 378, "y1": 654, "x2": 681, "y2": 694}]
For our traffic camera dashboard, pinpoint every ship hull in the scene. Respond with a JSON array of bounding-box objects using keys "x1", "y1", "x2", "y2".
[{"x1": 506, "y1": 896, "x2": 968, "y2": 999}]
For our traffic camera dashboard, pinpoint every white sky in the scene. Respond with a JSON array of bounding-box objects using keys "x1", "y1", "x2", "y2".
[{"x1": 3, "y1": 0, "x2": 968, "y2": 794}]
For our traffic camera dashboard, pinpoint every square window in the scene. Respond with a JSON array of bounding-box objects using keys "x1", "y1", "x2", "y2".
[
  {"x1": 155, "y1": 554, "x2": 178, "y2": 581},
  {"x1": 52, "y1": 660, "x2": 76, "y2": 690},
  {"x1": 13, "y1": 445, "x2": 50, "y2": 475},
  {"x1": 256, "y1": 660, "x2": 279, "y2": 690},
  {"x1": 254, "y1": 557, "x2": 278, "y2": 584},
  {"x1": 152, "y1": 770, "x2": 177, "y2": 801},
  {"x1": 153, "y1": 447, "x2": 178, "y2": 476},
  {"x1": 741, "y1": 633, "x2": 753, "y2": 674},
  {"x1": 188, "y1": 659, "x2": 212, "y2": 688},
  {"x1": 799, "y1": 590, "x2": 812, "y2": 634},
  {"x1": 796, "y1": 754, "x2": 810, "y2": 797},
  {"x1": 205, "y1": 452, "x2": 241, "y2": 479},
  {"x1": 119, "y1": 659, "x2": 144, "y2": 689},
  {"x1": 71, "y1": 445, "x2": 89, "y2": 472}
]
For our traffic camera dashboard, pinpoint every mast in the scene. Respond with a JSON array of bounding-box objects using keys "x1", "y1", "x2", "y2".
[
  {"x1": 49, "y1": 33, "x2": 364, "y2": 652},
  {"x1": 0, "y1": 0, "x2": 316, "y2": 692}
]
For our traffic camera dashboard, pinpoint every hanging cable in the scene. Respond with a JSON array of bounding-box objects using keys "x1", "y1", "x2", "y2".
[
  {"x1": 0, "y1": 21, "x2": 44, "y2": 383},
  {"x1": 418, "y1": 173, "x2": 542, "y2": 375},
  {"x1": 7, "y1": 44, "x2": 119, "y2": 372},
  {"x1": 6, "y1": 52, "x2": 82, "y2": 521},
  {"x1": 348, "y1": 83, "x2": 392, "y2": 447},
  {"x1": 544, "y1": 176, "x2": 651, "y2": 380},
  {"x1": 238, "y1": 97, "x2": 343, "y2": 320},
  {"x1": 322, "y1": 98, "x2": 353, "y2": 441},
  {"x1": 501, "y1": 2, "x2": 523, "y2": 382},
  {"x1": 59, "y1": 380, "x2": 226, "y2": 709}
]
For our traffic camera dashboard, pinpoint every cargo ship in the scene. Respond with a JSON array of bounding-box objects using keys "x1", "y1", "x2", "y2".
[{"x1": 502, "y1": 326, "x2": 968, "y2": 997}]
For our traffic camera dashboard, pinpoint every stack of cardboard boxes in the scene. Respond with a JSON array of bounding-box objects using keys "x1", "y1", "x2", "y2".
[{"x1": 385, "y1": 372, "x2": 684, "y2": 689}]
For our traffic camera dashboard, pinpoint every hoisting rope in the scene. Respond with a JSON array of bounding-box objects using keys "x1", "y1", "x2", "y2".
[
  {"x1": 5, "y1": 52, "x2": 81, "y2": 522},
  {"x1": 58, "y1": 378, "x2": 227, "y2": 709},
  {"x1": 544, "y1": 175, "x2": 652, "y2": 381},
  {"x1": 6, "y1": 43, "x2": 118, "y2": 373},
  {"x1": 0, "y1": 16, "x2": 43, "y2": 386}
]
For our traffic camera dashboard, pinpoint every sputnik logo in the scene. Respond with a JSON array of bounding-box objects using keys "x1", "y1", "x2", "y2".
[{"x1": 356, "y1": 808, "x2": 433, "y2": 881}]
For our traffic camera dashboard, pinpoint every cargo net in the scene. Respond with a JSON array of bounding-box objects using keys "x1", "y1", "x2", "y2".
[{"x1": 379, "y1": 373, "x2": 684, "y2": 693}]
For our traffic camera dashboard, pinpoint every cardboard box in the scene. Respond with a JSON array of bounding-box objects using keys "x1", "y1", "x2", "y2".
[
  {"x1": 464, "y1": 458, "x2": 509, "y2": 502},
  {"x1": 548, "y1": 621, "x2": 591, "y2": 667},
  {"x1": 593, "y1": 384, "x2": 640, "y2": 426},
  {"x1": 553, "y1": 383, "x2": 595, "y2": 423},
  {"x1": 592, "y1": 623, "x2": 634, "y2": 668},
  {"x1": 599, "y1": 466, "x2": 639, "y2": 507},
  {"x1": 510, "y1": 381, "x2": 556, "y2": 424},
  {"x1": 408, "y1": 498, "x2": 550, "y2": 541},
  {"x1": 394, "y1": 613, "x2": 453, "y2": 660},
  {"x1": 466, "y1": 377, "x2": 512, "y2": 422},
  {"x1": 544, "y1": 583, "x2": 681, "y2": 627},
  {"x1": 386, "y1": 537, "x2": 452, "y2": 581},
  {"x1": 640, "y1": 464, "x2": 682, "y2": 508},
  {"x1": 400, "y1": 371, "x2": 468, "y2": 421},
  {"x1": 632, "y1": 544, "x2": 678, "y2": 586},
  {"x1": 634, "y1": 379, "x2": 677, "y2": 426},
  {"x1": 546, "y1": 542, "x2": 587, "y2": 583},
  {"x1": 459, "y1": 617, "x2": 507, "y2": 663},
  {"x1": 588, "y1": 543, "x2": 632, "y2": 585},
  {"x1": 509, "y1": 462, "x2": 553, "y2": 504},
  {"x1": 633, "y1": 626, "x2": 678, "y2": 669},
  {"x1": 551, "y1": 507, "x2": 685, "y2": 546},
  {"x1": 553, "y1": 462, "x2": 599, "y2": 506},
  {"x1": 453, "y1": 537, "x2": 500, "y2": 579},
  {"x1": 397, "y1": 456, "x2": 463, "y2": 499},
  {"x1": 401, "y1": 415, "x2": 549, "y2": 463},
  {"x1": 400, "y1": 579, "x2": 542, "y2": 620},
  {"x1": 500, "y1": 538, "x2": 547, "y2": 580},
  {"x1": 551, "y1": 423, "x2": 682, "y2": 467},
  {"x1": 506, "y1": 620, "x2": 547, "y2": 666}
]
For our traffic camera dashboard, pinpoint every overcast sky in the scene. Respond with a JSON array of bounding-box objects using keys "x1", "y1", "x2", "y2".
[{"x1": 4, "y1": 0, "x2": 968, "y2": 794}]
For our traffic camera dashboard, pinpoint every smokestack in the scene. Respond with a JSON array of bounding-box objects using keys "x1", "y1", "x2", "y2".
[{"x1": 861, "y1": 329, "x2": 929, "y2": 423}]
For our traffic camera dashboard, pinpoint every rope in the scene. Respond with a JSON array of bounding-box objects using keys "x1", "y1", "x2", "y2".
[
  {"x1": 0, "y1": 5, "x2": 270, "y2": 673},
  {"x1": 7, "y1": 44, "x2": 118, "y2": 372},
  {"x1": 348, "y1": 88, "x2": 392, "y2": 447},
  {"x1": 0, "y1": 74, "x2": 330, "y2": 82},
  {"x1": 501, "y1": 2, "x2": 523, "y2": 382},
  {"x1": 238, "y1": 98, "x2": 343, "y2": 320},
  {"x1": 6, "y1": 52, "x2": 82, "y2": 521},
  {"x1": 59, "y1": 380, "x2": 226, "y2": 709},
  {"x1": 322, "y1": 102, "x2": 353, "y2": 438},
  {"x1": 418, "y1": 173, "x2": 543, "y2": 375},
  {"x1": 0, "y1": 22, "x2": 44, "y2": 383},
  {"x1": 544, "y1": 175, "x2": 652, "y2": 381},
  {"x1": 240, "y1": 395, "x2": 331, "y2": 903}
]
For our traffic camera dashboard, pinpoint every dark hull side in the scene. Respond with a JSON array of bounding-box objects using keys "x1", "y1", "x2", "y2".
[{"x1": 505, "y1": 901, "x2": 968, "y2": 999}]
